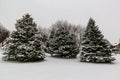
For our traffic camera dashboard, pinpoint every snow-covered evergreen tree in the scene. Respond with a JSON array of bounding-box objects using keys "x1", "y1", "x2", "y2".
[
  {"x1": 3, "y1": 13, "x2": 45, "y2": 62},
  {"x1": 80, "y1": 18, "x2": 115, "y2": 63},
  {"x1": 48, "y1": 21, "x2": 79, "y2": 58},
  {"x1": 37, "y1": 26, "x2": 50, "y2": 53}
]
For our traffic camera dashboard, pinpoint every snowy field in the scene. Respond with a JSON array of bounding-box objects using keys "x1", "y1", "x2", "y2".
[{"x1": 0, "y1": 49, "x2": 119, "y2": 80}]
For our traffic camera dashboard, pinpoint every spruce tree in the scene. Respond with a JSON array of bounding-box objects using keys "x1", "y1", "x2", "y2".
[
  {"x1": 3, "y1": 13, "x2": 45, "y2": 62},
  {"x1": 48, "y1": 22, "x2": 79, "y2": 58},
  {"x1": 46, "y1": 26, "x2": 56, "y2": 54},
  {"x1": 80, "y1": 18, "x2": 115, "y2": 63}
]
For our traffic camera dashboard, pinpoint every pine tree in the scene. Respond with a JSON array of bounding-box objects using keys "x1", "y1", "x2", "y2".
[
  {"x1": 46, "y1": 25, "x2": 56, "y2": 54},
  {"x1": 48, "y1": 21, "x2": 79, "y2": 58},
  {"x1": 80, "y1": 18, "x2": 115, "y2": 63},
  {"x1": 3, "y1": 13, "x2": 45, "y2": 62}
]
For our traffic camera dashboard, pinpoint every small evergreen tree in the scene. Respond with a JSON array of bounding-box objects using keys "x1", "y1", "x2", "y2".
[
  {"x1": 38, "y1": 27, "x2": 50, "y2": 53},
  {"x1": 80, "y1": 18, "x2": 115, "y2": 63},
  {"x1": 48, "y1": 21, "x2": 79, "y2": 58},
  {"x1": 46, "y1": 25, "x2": 56, "y2": 53},
  {"x1": 3, "y1": 13, "x2": 45, "y2": 62}
]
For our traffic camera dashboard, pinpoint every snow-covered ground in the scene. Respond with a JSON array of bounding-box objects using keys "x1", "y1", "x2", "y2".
[{"x1": 0, "y1": 49, "x2": 119, "y2": 80}]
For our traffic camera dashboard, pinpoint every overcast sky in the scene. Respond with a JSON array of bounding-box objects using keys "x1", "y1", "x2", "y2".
[{"x1": 0, "y1": 0, "x2": 120, "y2": 44}]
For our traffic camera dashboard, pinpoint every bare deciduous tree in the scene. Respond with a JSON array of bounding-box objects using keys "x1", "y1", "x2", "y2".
[{"x1": 0, "y1": 23, "x2": 10, "y2": 46}]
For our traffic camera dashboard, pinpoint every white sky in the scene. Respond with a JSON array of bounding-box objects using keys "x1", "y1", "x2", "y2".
[{"x1": 0, "y1": 0, "x2": 120, "y2": 44}]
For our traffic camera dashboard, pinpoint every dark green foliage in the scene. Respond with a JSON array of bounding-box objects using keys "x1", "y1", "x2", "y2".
[
  {"x1": 80, "y1": 18, "x2": 115, "y2": 63},
  {"x1": 47, "y1": 21, "x2": 79, "y2": 58},
  {"x1": 3, "y1": 13, "x2": 45, "y2": 62}
]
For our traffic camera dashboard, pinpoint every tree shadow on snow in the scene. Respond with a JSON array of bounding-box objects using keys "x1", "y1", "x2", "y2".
[
  {"x1": 1, "y1": 59, "x2": 47, "y2": 64},
  {"x1": 79, "y1": 60, "x2": 117, "y2": 65},
  {"x1": 50, "y1": 54, "x2": 78, "y2": 60}
]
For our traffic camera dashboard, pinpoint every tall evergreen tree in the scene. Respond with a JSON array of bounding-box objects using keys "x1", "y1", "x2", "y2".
[
  {"x1": 3, "y1": 13, "x2": 45, "y2": 62},
  {"x1": 80, "y1": 18, "x2": 115, "y2": 63},
  {"x1": 48, "y1": 21, "x2": 79, "y2": 58}
]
